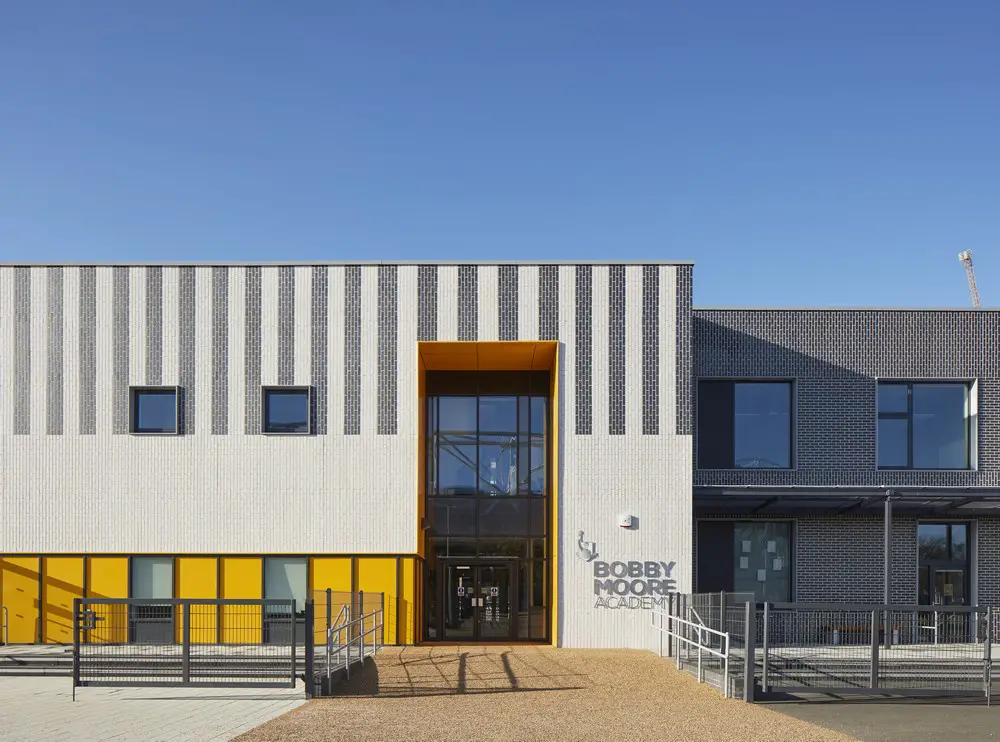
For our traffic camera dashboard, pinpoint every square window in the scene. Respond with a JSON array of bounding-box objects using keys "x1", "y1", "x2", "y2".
[
  {"x1": 877, "y1": 382, "x2": 970, "y2": 469},
  {"x1": 697, "y1": 380, "x2": 793, "y2": 469},
  {"x1": 130, "y1": 387, "x2": 179, "y2": 434},
  {"x1": 262, "y1": 387, "x2": 311, "y2": 434}
]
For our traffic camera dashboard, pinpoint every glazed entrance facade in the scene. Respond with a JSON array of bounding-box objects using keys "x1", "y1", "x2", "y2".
[{"x1": 423, "y1": 371, "x2": 551, "y2": 642}]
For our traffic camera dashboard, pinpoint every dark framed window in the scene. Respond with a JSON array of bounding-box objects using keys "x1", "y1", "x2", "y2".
[
  {"x1": 696, "y1": 520, "x2": 792, "y2": 603},
  {"x1": 130, "y1": 387, "x2": 180, "y2": 434},
  {"x1": 697, "y1": 380, "x2": 793, "y2": 469},
  {"x1": 918, "y1": 523, "x2": 969, "y2": 605},
  {"x1": 877, "y1": 382, "x2": 970, "y2": 469},
  {"x1": 262, "y1": 386, "x2": 311, "y2": 434},
  {"x1": 424, "y1": 371, "x2": 551, "y2": 643}
]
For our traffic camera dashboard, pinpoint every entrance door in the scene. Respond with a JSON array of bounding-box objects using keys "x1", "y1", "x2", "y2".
[{"x1": 441, "y1": 562, "x2": 517, "y2": 641}]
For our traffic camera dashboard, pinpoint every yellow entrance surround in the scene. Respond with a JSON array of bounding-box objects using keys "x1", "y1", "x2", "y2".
[{"x1": 416, "y1": 340, "x2": 560, "y2": 646}]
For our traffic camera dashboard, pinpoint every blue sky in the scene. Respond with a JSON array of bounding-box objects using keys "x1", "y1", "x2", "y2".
[{"x1": 1, "y1": 1, "x2": 997, "y2": 306}]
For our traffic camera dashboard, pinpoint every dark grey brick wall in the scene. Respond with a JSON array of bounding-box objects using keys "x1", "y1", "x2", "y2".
[
  {"x1": 695, "y1": 515, "x2": 921, "y2": 603},
  {"x1": 694, "y1": 310, "x2": 1000, "y2": 486},
  {"x1": 675, "y1": 266, "x2": 693, "y2": 436},
  {"x1": 795, "y1": 517, "x2": 917, "y2": 603},
  {"x1": 977, "y1": 519, "x2": 1000, "y2": 608}
]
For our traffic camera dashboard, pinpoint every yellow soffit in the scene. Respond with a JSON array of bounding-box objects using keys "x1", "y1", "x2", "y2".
[{"x1": 418, "y1": 341, "x2": 557, "y2": 371}]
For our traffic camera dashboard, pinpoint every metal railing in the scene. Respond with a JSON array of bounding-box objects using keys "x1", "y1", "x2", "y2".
[
  {"x1": 651, "y1": 607, "x2": 732, "y2": 696},
  {"x1": 326, "y1": 607, "x2": 384, "y2": 684},
  {"x1": 1, "y1": 606, "x2": 7, "y2": 646},
  {"x1": 72, "y1": 598, "x2": 298, "y2": 699},
  {"x1": 761, "y1": 603, "x2": 992, "y2": 701}
]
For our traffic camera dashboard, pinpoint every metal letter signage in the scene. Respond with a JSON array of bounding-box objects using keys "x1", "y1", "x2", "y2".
[{"x1": 581, "y1": 531, "x2": 677, "y2": 610}]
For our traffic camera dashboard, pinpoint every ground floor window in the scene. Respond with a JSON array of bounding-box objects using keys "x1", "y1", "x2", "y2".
[
  {"x1": 918, "y1": 523, "x2": 969, "y2": 605},
  {"x1": 696, "y1": 520, "x2": 792, "y2": 603},
  {"x1": 264, "y1": 557, "x2": 308, "y2": 643},
  {"x1": 129, "y1": 556, "x2": 174, "y2": 643}
]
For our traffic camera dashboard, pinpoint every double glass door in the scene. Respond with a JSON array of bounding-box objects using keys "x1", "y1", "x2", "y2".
[{"x1": 440, "y1": 561, "x2": 516, "y2": 641}]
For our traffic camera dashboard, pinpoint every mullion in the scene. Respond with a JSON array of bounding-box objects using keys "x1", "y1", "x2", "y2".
[{"x1": 907, "y1": 382, "x2": 914, "y2": 469}]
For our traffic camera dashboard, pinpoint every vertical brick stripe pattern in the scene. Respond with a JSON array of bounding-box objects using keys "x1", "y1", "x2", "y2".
[
  {"x1": 46, "y1": 267, "x2": 64, "y2": 435},
  {"x1": 243, "y1": 267, "x2": 262, "y2": 436},
  {"x1": 538, "y1": 265, "x2": 559, "y2": 341},
  {"x1": 145, "y1": 266, "x2": 163, "y2": 385},
  {"x1": 311, "y1": 266, "x2": 329, "y2": 435},
  {"x1": 417, "y1": 265, "x2": 437, "y2": 341},
  {"x1": 378, "y1": 265, "x2": 398, "y2": 435},
  {"x1": 79, "y1": 267, "x2": 97, "y2": 435},
  {"x1": 178, "y1": 267, "x2": 196, "y2": 434},
  {"x1": 211, "y1": 267, "x2": 229, "y2": 435},
  {"x1": 277, "y1": 266, "x2": 295, "y2": 386},
  {"x1": 575, "y1": 265, "x2": 593, "y2": 435},
  {"x1": 13, "y1": 269, "x2": 31, "y2": 434},
  {"x1": 344, "y1": 266, "x2": 362, "y2": 435},
  {"x1": 498, "y1": 265, "x2": 518, "y2": 341},
  {"x1": 112, "y1": 267, "x2": 130, "y2": 435},
  {"x1": 675, "y1": 265, "x2": 693, "y2": 436},
  {"x1": 458, "y1": 266, "x2": 478, "y2": 341},
  {"x1": 608, "y1": 265, "x2": 626, "y2": 435},
  {"x1": 642, "y1": 265, "x2": 659, "y2": 435}
]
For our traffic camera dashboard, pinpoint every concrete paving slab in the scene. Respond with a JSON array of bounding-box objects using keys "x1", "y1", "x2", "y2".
[{"x1": 0, "y1": 677, "x2": 305, "y2": 741}]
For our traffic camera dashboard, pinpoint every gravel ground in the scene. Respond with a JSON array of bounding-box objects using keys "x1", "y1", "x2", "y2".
[{"x1": 236, "y1": 646, "x2": 856, "y2": 742}]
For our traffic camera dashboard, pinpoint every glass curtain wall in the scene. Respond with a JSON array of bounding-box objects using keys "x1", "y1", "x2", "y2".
[{"x1": 425, "y1": 371, "x2": 550, "y2": 642}]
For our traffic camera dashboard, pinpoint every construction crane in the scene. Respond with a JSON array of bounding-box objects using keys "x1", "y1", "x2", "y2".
[{"x1": 958, "y1": 250, "x2": 981, "y2": 308}]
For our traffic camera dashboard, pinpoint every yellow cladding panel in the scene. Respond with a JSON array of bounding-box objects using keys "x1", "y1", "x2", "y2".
[
  {"x1": 43, "y1": 557, "x2": 84, "y2": 644},
  {"x1": 419, "y1": 341, "x2": 478, "y2": 370},
  {"x1": 1, "y1": 557, "x2": 40, "y2": 643},
  {"x1": 355, "y1": 557, "x2": 397, "y2": 645},
  {"x1": 310, "y1": 557, "x2": 352, "y2": 645},
  {"x1": 177, "y1": 558, "x2": 218, "y2": 644},
  {"x1": 311, "y1": 558, "x2": 351, "y2": 592},
  {"x1": 86, "y1": 557, "x2": 129, "y2": 598},
  {"x1": 400, "y1": 558, "x2": 417, "y2": 645},
  {"x1": 221, "y1": 558, "x2": 262, "y2": 644},
  {"x1": 550, "y1": 345, "x2": 560, "y2": 646},
  {"x1": 476, "y1": 342, "x2": 535, "y2": 370},
  {"x1": 417, "y1": 350, "x2": 427, "y2": 558},
  {"x1": 85, "y1": 557, "x2": 129, "y2": 643}
]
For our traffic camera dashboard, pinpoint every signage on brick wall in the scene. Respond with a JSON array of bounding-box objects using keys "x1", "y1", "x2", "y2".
[{"x1": 578, "y1": 531, "x2": 677, "y2": 609}]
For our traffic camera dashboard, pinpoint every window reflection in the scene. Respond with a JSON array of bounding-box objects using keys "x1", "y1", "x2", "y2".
[
  {"x1": 734, "y1": 383, "x2": 791, "y2": 469},
  {"x1": 438, "y1": 397, "x2": 477, "y2": 433},
  {"x1": 877, "y1": 382, "x2": 970, "y2": 470},
  {"x1": 479, "y1": 397, "x2": 517, "y2": 434}
]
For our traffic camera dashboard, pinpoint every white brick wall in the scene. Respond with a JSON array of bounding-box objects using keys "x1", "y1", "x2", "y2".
[{"x1": 0, "y1": 262, "x2": 694, "y2": 651}]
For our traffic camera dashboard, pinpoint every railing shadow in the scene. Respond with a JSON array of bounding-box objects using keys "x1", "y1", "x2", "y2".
[{"x1": 326, "y1": 647, "x2": 590, "y2": 699}]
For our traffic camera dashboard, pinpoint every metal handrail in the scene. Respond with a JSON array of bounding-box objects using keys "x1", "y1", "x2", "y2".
[
  {"x1": 1, "y1": 606, "x2": 7, "y2": 646},
  {"x1": 326, "y1": 608, "x2": 383, "y2": 683},
  {"x1": 651, "y1": 608, "x2": 731, "y2": 697}
]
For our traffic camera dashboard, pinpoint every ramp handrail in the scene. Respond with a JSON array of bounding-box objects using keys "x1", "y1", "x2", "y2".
[
  {"x1": 326, "y1": 607, "x2": 383, "y2": 683},
  {"x1": 651, "y1": 607, "x2": 731, "y2": 697}
]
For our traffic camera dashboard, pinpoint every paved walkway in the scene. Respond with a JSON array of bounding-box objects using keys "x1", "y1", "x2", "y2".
[
  {"x1": 236, "y1": 646, "x2": 854, "y2": 742},
  {"x1": 0, "y1": 677, "x2": 306, "y2": 741}
]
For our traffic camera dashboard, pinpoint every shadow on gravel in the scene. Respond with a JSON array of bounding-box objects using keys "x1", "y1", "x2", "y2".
[{"x1": 326, "y1": 648, "x2": 589, "y2": 699}]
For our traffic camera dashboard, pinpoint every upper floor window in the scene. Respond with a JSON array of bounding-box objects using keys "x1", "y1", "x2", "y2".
[
  {"x1": 130, "y1": 387, "x2": 179, "y2": 434},
  {"x1": 877, "y1": 382, "x2": 970, "y2": 469},
  {"x1": 697, "y1": 380, "x2": 793, "y2": 469},
  {"x1": 262, "y1": 386, "x2": 311, "y2": 434}
]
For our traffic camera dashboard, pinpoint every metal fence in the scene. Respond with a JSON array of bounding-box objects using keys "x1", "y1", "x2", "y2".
[
  {"x1": 654, "y1": 594, "x2": 994, "y2": 704},
  {"x1": 72, "y1": 599, "x2": 298, "y2": 696},
  {"x1": 655, "y1": 593, "x2": 757, "y2": 700},
  {"x1": 761, "y1": 603, "x2": 992, "y2": 700}
]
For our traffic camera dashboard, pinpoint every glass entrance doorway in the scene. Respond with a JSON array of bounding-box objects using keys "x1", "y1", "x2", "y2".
[{"x1": 440, "y1": 561, "x2": 516, "y2": 642}]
